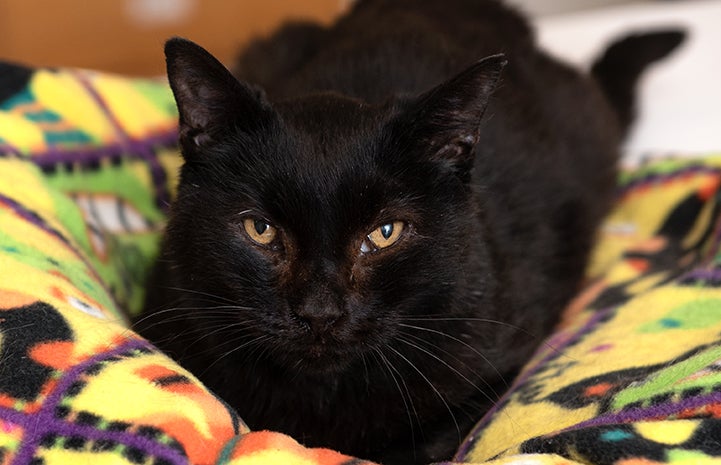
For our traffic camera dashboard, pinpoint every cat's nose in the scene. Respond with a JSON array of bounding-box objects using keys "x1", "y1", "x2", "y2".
[{"x1": 292, "y1": 304, "x2": 343, "y2": 335}]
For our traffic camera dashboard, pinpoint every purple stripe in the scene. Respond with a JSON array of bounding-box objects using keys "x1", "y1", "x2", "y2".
[
  {"x1": 1, "y1": 406, "x2": 188, "y2": 465},
  {"x1": 0, "y1": 131, "x2": 179, "y2": 213},
  {"x1": 71, "y1": 70, "x2": 175, "y2": 211},
  {"x1": 0, "y1": 132, "x2": 179, "y2": 161},
  {"x1": 124, "y1": 136, "x2": 175, "y2": 212},
  {"x1": 0, "y1": 128, "x2": 178, "y2": 163},
  {"x1": 11, "y1": 338, "x2": 162, "y2": 465},
  {"x1": 44, "y1": 339, "x2": 150, "y2": 410},
  {"x1": 455, "y1": 305, "x2": 616, "y2": 459},
  {"x1": 0, "y1": 144, "x2": 23, "y2": 157},
  {"x1": 680, "y1": 268, "x2": 721, "y2": 282},
  {"x1": 617, "y1": 164, "x2": 721, "y2": 196},
  {"x1": 563, "y1": 390, "x2": 721, "y2": 432}
]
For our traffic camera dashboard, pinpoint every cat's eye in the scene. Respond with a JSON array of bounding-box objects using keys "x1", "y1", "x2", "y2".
[
  {"x1": 243, "y1": 218, "x2": 277, "y2": 245},
  {"x1": 361, "y1": 221, "x2": 405, "y2": 253}
]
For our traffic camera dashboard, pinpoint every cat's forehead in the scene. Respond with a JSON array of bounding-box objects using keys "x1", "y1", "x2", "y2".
[
  {"x1": 222, "y1": 95, "x2": 411, "y2": 235},
  {"x1": 273, "y1": 93, "x2": 392, "y2": 154},
  {"x1": 268, "y1": 95, "x2": 401, "y2": 201}
]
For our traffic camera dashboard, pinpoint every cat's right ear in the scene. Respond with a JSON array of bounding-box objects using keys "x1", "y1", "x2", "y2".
[
  {"x1": 403, "y1": 55, "x2": 507, "y2": 179},
  {"x1": 165, "y1": 37, "x2": 272, "y2": 156}
]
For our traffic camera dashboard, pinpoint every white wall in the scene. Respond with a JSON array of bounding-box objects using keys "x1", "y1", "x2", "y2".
[
  {"x1": 534, "y1": 0, "x2": 721, "y2": 160},
  {"x1": 508, "y1": 0, "x2": 653, "y2": 16}
]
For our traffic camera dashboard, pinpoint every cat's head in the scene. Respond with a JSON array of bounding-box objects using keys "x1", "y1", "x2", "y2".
[{"x1": 162, "y1": 38, "x2": 505, "y2": 374}]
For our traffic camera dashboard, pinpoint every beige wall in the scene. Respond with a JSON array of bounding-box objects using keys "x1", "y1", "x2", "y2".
[{"x1": 0, "y1": 0, "x2": 345, "y2": 76}]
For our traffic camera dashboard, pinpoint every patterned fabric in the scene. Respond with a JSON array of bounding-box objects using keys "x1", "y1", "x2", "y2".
[
  {"x1": 0, "y1": 63, "x2": 373, "y2": 465},
  {"x1": 458, "y1": 158, "x2": 721, "y2": 465},
  {"x1": 0, "y1": 60, "x2": 179, "y2": 316},
  {"x1": 1, "y1": 61, "x2": 721, "y2": 465}
]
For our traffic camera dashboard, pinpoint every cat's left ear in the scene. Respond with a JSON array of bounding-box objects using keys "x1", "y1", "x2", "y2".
[
  {"x1": 409, "y1": 54, "x2": 507, "y2": 176},
  {"x1": 165, "y1": 37, "x2": 273, "y2": 155}
]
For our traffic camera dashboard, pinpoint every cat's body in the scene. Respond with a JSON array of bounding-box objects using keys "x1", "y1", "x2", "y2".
[{"x1": 137, "y1": 1, "x2": 683, "y2": 463}]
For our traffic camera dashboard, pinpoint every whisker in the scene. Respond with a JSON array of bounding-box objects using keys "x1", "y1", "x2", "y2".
[
  {"x1": 396, "y1": 334, "x2": 500, "y2": 408},
  {"x1": 183, "y1": 320, "x2": 262, "y2": 349},
  {"x1": 139, "y1": 316, "x2": 259, "y2": 353},
  {"x1": 371, "y1": 347, "x2": 418, "y2": 457},
  {"x1": 398, "y1": 323, "x2": 508, "y2": 389},
  {"x1": 186, "y1": 332, "x2": 262, "y2": 360},
  {"x1": 400, "y1": 316, "x2": 531, "y2": 335},
  {"x1": 198, "y1": 335, "x2": 272, "y2": 376},
  {"x1": 385, "y1": 344, "x2": 461, "y2": 444},
  {"x1": 398, "y1": 317, "x2": 566, "y2": 359},
  {"x1": 131, "y1": 305, "x2": 256, "y2": 333},
  {"x1": 160, "y1": 286, "x2": 240, "y2": 306},
  {"x1": 399, "y1": 331, "x2": 498, "y2": 396},
  {"x1": 359, "y1": 350, "x2": 371, "y2": 387}
]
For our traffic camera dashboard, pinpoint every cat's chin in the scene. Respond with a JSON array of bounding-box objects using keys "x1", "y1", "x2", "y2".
[{"x1": 284, "y1": 344, "x2": 359, "y2": 376}]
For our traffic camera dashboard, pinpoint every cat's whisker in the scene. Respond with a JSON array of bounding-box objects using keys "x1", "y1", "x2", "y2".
[
  {"x1": 384, "y1": 344, "x2": 462, "y2": 445},
  {"x1": 402, "y1": 333, "x2": 531, "y2": 439},
  {"x1": 131, "y1": 304, "x2": 230, "y2": 327},
  {"x1": 197, "y1": 335, "x2": 273, "y2": 376},
  {"x1": 395, "y1": 333, "x2": 500, "y2": 407},
  {"x1": 181, "y1": 319, "x2": 264, "y2": 343},
  {"x1": 246, "y1": 343, "x2": 272, "y2": 377},
  {"x1": 359, "y1": 350, "x2": 371, "y2": 387},
  {"x1": 371, "y1": 347, "x2": 419, "y2": 456},
  {"x1": 397, "y1": 323, "x2": 508, "y2": 389},
  {"x1": 128, "y1": 296, "x2": 186, "y2": 324},
  {"x1": 183, "y1": 322, "x2": 262, "y2": 349},
  {"x1": 186, "y1": 334, "x2": 263, "y2": 361},
  {"x1": 398, "y1": 332, "x2": 500, "y2": 396},
  {"x1": 399, "y1": 316, "x2": 531, "y2": 335},
  {"x1": 399, "y1": 317, "x2": 566, "y2": 358},
  {"x1": 142, "y1": 316, "x2": 261, "y2": 355},
  {"x1": 131, "y1": 305, "x2": 258, "y2": 333},
  {"x1": 161, "y1": 286, "x2": 241, "y2": 306},
  {"x1": 146, "y1": 310, "x2": 255, "y2": 328}
]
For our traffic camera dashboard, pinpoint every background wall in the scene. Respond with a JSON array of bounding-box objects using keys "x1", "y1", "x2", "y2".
[
  {"x1": 0, "y1": 0, "x2": 345, "y2": 76},
  {"x1": 0, "y1": 0, "x2": 661, "y2": 76},
  {"x1": 534, "y1": 0, "x2": 721, "y2": 158},
  {"x1": 508, "y1": 0, "x2": 653, "y2": 15}
]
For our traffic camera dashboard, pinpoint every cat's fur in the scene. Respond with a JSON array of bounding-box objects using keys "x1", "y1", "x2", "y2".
[{"x1": 137, "y1": 1, "x2": 683, "y2": 463}]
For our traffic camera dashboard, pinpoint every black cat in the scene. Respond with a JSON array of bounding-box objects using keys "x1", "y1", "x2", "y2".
[{"x1": 137, "y1": 1, "x2": 683, "y2": 463}]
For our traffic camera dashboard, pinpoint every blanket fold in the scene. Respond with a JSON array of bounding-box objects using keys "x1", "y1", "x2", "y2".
[{"x1": 1, "y1": 63, "x2": 721, "y2": 465}]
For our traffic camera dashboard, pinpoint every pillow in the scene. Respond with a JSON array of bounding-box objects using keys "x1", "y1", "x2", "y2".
[
  {"x1": 0, "y1": 62, "x2": 371, "y2": 465},
  {"x1": 2, "y1": 61, "x2": 721, "y2": 465}
]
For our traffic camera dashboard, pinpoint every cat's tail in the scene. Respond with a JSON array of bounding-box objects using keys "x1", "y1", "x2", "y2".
[{"x1": 591, "y1": 29, "x2": 685, "y2": 133}]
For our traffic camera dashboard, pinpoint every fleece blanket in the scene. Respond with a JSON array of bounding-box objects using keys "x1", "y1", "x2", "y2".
[{"x1": 1, "y1": 62, "x2": 721, "y2": 465}]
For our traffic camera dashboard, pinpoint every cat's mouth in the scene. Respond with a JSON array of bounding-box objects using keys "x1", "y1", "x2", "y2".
[
  {"x1": 285, "y1": 338, "x2": 359, "y2": 374},
  {"x1": 274, "y1": 311, "x2": 378, "y2": 374}
]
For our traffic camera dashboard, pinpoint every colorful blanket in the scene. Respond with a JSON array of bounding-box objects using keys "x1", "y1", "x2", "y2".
[{"x1": 1, "y1": 62, "x2": 721, "y2": 465}]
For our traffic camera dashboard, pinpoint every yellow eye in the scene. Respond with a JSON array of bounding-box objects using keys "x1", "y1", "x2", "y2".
[
  {"x1": 243, "y1": 218, "x2": 277, "y2": 245},
  {"x1": 363, "y1": 221, "x2": 405, "y2": 252}
]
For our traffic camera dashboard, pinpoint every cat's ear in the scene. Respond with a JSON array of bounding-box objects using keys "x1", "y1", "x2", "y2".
[
  {"x1": 165, "y1": 37, "x2": 272, "y2": 154},
  {"x1": 410, "y1": 54, "x2": 507, "y2": 176}
]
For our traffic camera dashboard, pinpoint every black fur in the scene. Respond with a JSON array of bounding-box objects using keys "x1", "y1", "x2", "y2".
[
  {"x1": 591, "y1": 30, "x2": 685, "y2": 132},
  {"x1": 136, "y1": 1, "x2": 683, "y2": 463}
]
